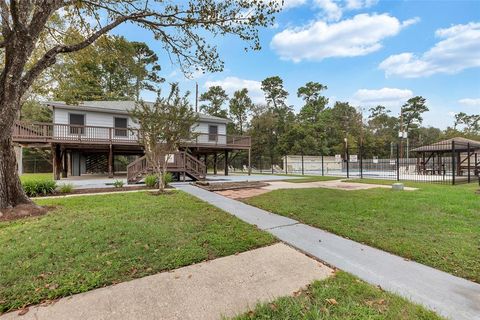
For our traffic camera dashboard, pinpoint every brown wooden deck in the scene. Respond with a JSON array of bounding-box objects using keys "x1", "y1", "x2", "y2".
[{"x1": 12, "y1": 121, "x2": 251, "y2": 149}]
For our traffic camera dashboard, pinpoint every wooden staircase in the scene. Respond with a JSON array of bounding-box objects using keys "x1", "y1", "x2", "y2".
[{"x1": 127, "y1": 151, "x2": 206, "y2": 184}]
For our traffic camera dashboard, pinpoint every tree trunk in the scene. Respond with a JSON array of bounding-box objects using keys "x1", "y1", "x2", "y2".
[{"x1": 0, "y1": 137, "x2": 32, "y2": 209}]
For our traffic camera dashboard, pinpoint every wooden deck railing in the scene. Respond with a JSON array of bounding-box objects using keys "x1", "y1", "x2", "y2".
[
  {"x1": 126, "y1": 151, "x2": 207, "y2": 183},
  {"x1": 12, "y1": 121, "x2": 251, "y2": 148}
]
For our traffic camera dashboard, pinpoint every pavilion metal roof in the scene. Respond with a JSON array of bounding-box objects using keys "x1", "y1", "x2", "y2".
[{"x1": 412, "y1": 137, "x2": 480, "y2": 152}]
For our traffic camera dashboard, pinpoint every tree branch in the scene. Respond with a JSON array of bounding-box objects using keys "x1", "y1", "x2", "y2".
[{"x1": 20, "y1": 11, "x2": 151, "y2": 93}]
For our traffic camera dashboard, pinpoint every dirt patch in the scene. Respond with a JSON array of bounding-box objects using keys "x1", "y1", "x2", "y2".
[
  {"x1": 0, "y1": 204, "x2": 56, "y2": 223},
  {"x1": 215, "y1": 188, "x2": 271, "y2": 200},
  {"x1": 194, "y1": 181, "x2": 269, "y2": 192},
  {"x1": 30, "y1": 186, "x2": 151, "y2": 198}
]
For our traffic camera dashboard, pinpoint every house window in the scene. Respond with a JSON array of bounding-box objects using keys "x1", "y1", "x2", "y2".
[
  {"x1": 208, "y1": 125, "x2": 218, "y2": 142},
  {"x1": 114, "y1": 117, "x2": 128, "y2": 137},
  {"x1": 69, "y1": 113, "x2": 85, "y2": 135}
]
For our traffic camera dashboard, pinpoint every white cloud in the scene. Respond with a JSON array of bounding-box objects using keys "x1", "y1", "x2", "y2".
[
  {"x1": 379, "y1": 22, "x2": 480, "y2": 78},
  {"x1": 345, "y1": 0, "x2": 378, "y2": 10},
  {"x1": 279, "y1": 0, "x2": 308, "y2": 9},
  {"x1": 204, "y1": 77, "x2": 265, "y2": 104},
  {"x1": 352, "y1": 88, "x2": 413, "y2": 107},
  {"x1": 271, "y1": 13, "x2": 417, "y2": 62},
  {"x1": 458, "y1": 98, "x2": 480, "y2": 107},
  {"x1": 314, "y1": 0, "x2": 342, "y2": 21},
  {"x1": 313, "y1": 0, "x2": 378, "y2": 21}
]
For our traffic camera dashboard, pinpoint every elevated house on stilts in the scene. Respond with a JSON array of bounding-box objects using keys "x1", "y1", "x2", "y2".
[{"x1": 13, "y1": 101, "x2": 251, "y2": 183}]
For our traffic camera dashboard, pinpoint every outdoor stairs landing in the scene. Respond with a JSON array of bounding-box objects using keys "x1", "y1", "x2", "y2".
[{"x1": 126, "y1": 152, "x2": 206, "y2": 184}]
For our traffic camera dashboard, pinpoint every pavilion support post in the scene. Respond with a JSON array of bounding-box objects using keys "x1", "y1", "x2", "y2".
[
  {"x1": 224, "y1": 150, "x2": 229, "y2": 176},
  {"x1": 52, "y1": 144, "x2": 62, "y2": 181},
  {"x1": 61, "y1": 149, "x2": 68, "y2": 178},
  {"x1": 452, "y1": 141, "x2": 456, "y2": 185},
  {"x1": 467, "y1": 143, "x2": 471, "y2": 183},
  {"x1": 248, "y1": 148, "x2": 251, "y2": 176},
  {"x1": 108, "y1": 145, "x2": 113, "y2": 178},
  {"x1": 213, "y1": 153, "x2": 218, "y2": 175}
]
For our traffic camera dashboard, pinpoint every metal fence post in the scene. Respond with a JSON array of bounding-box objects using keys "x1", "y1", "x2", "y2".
[
  {"x1": 467, "y1": 143, "x2": 471, "y2": 183},
  {"x1": 321, "y1": 154, "x2": 324, "y2": 176},
  {"x1": 396, "y1": 143, "x2": 400, "y2": 181},
  {"x1": 360, "y1": 144, "x2": 363, "y2": 179},
  {"x1": 452, "y1": 140, "x2": 456, "y2": 185},
  {"x1": 301, "y1": 153, "x2": 304, "y2": 176},
  {"x1": 346, "y1": 145, "x2": 350, "y2": 179}
]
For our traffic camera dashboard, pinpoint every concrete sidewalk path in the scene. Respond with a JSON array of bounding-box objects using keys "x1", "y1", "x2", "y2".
[
  {"x1": 263, "y1": 180, "x2": 418, "y2": 191},
  {"x1": 175, "y1": 183, "x2": 480, "y2": 320},
  {"x1": 1, "y1": 244, "x2": 332, "y2": 320}
]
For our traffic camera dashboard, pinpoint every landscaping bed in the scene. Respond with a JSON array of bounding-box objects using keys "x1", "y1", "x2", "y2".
[
  {"x1": 245, "y1": 182, "x2": 480, "y2": 283},
  {"x1": 0, "y1": 191, "x2": 275, "y2": 313}
]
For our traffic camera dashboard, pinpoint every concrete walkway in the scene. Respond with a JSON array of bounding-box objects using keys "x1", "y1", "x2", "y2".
[
  {"x1": 1, "y1": 244, "x2": 332, "y2": 320},
  {"x1": 174, "y1": 183, "x2": 480, "y2": 320}
]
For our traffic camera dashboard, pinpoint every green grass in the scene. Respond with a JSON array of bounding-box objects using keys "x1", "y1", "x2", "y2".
[
  {"x1": 20, "y1": 173, "x2": 52, "y2": 183},
  {"x1": 232, "y1": 271, "x2": 443, "y2": 320},
  {"x1": 0, "y1": 191, "x2": 275, "y2": 312},
  {"x1": 245, "y1": 183, "x2": 480, "y2": 283}
]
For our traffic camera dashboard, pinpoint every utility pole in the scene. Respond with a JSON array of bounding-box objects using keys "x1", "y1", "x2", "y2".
[{"x1": 195, "y1": 82, "x2": 199, "y2": 113}]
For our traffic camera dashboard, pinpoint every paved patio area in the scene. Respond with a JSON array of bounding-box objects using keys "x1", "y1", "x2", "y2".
[
  {"x1": 57, "y1": 173, "x2": 297, "y2": 189},
  {"x1": 1, "y1": 244, "x2": 332, "y2": 320},
  {"x1": 175, "y1": 183, "x2": 480, "y2": 320},
  {"x1": 263, "y1": 180, "x2": 418, "y2": 191}
]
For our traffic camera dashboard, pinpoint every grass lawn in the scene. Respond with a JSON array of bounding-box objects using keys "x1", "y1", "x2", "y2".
[
  {"x1": 19, "y1": 173, "x2": 52, "y2": 183},
  {"x1": 0, "y1": 191, "x2": 275, "y2": 313},
  {"x1": 245, "y1": 182, "x2": 480, "y2": 283},
  {"x1": 232, "y1": 271, "x2": 442, "y2": 320}
]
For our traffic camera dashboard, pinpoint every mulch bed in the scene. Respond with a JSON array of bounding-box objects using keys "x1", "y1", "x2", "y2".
[
  {"x1": 0, "y1": 204, "x2": 55, "y2": 222},
  {"x1": 29, "y1": 185, "x2": 151, "y2": 198},
  {"x1": 194, "y1": 181, "x2": 269, "y2": 192}
]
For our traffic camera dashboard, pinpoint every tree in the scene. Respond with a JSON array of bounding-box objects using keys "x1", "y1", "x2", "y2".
[
  {"x1": 400, "y1": 96, "x2": 429, "y2": 130},
  {"x1": 131, "y1": 42, "x2": 163, "y2": 100},
  {"x1": 53, "y1": 34, "x2": 162, "y2": 102},
  {"x1": 261, "y1": 76, "x2": 288, "y2": 110},
  {"x1": 261, "y1": 76, "x2": 293, "y2": 136},
  {"x1": 454, "y1": 112, "x2": 480, "y2": 134},
  {"x1": 130, "y1": 84, "x2": 198, "y2": 193},
  {"x1": 297, "y1": 82, "x2": 328, "y2": 124},
  {"x1": 199, "y1": 86, "x2": 229, "y2": 118},
  {"x1": 0, "y1": 0, "x2": 279, "y2": 210},
  {"x1": 249, "y1": 106, "x2": 279, "y2": 169},
  {"x1": 229, "y1": 88, "x2": 253, "y2": 134}
]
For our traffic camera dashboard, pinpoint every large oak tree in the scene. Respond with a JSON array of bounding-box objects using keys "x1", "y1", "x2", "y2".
[{"x1": 0, "y1": 0, "x2": 279, "y2": 210}]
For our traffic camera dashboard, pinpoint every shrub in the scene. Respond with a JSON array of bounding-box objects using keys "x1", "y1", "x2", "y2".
[
  {"x1": 113, "y1": 180, "x2": 124, "y2": 188},
  {"x1": 57, "y1": 183, "x2": 74, "y2": 194},
  {"x1": 163, "y1": 172, "x2": 174, "y2": 186},
  {"x1": 22, "y1": 179, "x2": 57, "y2": 197},
  {"x1": 144, "y1": 174, "x2": 158, "y2": 188}
]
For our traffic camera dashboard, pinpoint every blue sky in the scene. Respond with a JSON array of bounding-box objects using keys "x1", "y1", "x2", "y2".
[{"x1": 113, "y1": 0, "x2": 480, "y2": 129}]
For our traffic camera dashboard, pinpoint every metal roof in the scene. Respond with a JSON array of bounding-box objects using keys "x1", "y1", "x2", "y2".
[
  {"x1": 44, "y1": 101, "x2": 231, "y2": 124},
  {"x1": 411, "y1": 137, "x2": 480, "y2": 152}
]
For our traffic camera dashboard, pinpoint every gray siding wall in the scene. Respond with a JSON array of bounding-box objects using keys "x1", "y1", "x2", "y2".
[{"x1": 53, "y1": 107, "x2": 227, "y2": 144}]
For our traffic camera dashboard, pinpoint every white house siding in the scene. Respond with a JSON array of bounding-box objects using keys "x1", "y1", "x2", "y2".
[
  {"x1": 53, "y1": 107, "x2": 227, "y2": 145},
  {"x1": 193, "y1": 122, "x2": 227, "y2": 145}
]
